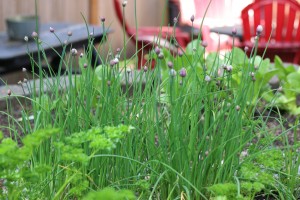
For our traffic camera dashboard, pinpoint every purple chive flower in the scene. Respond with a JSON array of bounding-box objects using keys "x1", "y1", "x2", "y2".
[
  {"x1": 167, "y1": 61, "x2": 173, "y2": 69},
  {"x1": 179, "y1": 68, "x2": 187, "y2": 77},
  {"x1": 31, "y1": 31, "x2": 38, "y2": 39},
  {"x1": 50, "y1": 27, "x2": 55, "y2": 33}
]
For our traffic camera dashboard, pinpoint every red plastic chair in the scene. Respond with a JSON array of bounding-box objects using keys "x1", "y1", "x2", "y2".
[
  {"x1": 241, "y1": 0, "x2": 300, "y2": 63},
  {"x1": 113, "y1": 0, "x2": 190, "y2": 68}
]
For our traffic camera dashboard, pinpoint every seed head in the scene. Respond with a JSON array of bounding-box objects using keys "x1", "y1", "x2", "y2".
[
  {"x1": 256, "y1": 25, "x2": 263, "y2": 36},
  {"x1": 167, "y1": 61, "x2": 173, "y2": 69},
  {"x1": 71, "y1": 48, "x2": 78, "y2": 56},
  {"x1": 190, "y1": 15, "x2": 195, "y2": 22},
  {"x1": 179, "y1": 68, "x2": 187, "y2": 77},
  {"x1": 205, "y1": 75, "x2": 211, "y2": 82},
  {"x1": 7, "y1": 89, "x2": 11, "y2": 96},
  {"x1": 67, "y1": 31, "x2": 72, "y2": 37},
  {"x1": 31, "y1": 31, "x2": 38, "y2": 39},
  {"x1": 49, "y1": 27, "x2": 55, "y2": 33}
]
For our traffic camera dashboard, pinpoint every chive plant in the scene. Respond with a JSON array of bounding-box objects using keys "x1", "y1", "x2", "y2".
[{"x1": 1, "y1": 0, "x2": 299, "y2": 199}]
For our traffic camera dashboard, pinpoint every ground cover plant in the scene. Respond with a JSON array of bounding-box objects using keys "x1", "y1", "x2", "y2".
[{"x1": 0, "y1": 0, "x2": 299, "y2": 199}]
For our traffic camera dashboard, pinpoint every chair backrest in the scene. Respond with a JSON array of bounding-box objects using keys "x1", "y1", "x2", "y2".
[{"x1": 241, "y1": 0, "x2": 300, "y2": 42}]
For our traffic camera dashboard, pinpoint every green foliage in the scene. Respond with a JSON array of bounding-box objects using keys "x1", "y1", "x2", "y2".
[{"x1": 83, "y1": 187, "x2": 136, "y2": 200}]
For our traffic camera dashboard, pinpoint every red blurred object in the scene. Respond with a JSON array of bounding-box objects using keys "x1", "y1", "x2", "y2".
[
  {"x1": 113, "y1": 0, "x2": 190, "y2": 68},
  {"x1": 241, "y1": 0, "x2": 300, "y2": 63}
]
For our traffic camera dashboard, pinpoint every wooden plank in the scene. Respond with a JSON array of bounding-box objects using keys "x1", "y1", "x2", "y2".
[{"x1": 89, "y1": 0, "x2": 99, "y2": 24}]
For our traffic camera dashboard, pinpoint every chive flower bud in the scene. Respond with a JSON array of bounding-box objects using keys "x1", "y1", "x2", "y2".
[
  {"x1": 158, "y1": 52, "x2": 164, "y2": 59},
  {"x1": 226, "y1": 65, "x2": 233, "y2": 72},
  {"x1": 83, "y1": 63, "x2": 88, "y2": 68},
  {"x1": 110, "y1": 60, "x2": 116, "y2": 67},
  {"x1": 167, "y1": 61, "x2": 173, "y2": 69},
  {"x1": 22, "y1": 68, "x2": 27, "y2": 72},
  {"x1": 232, "y1": 27, "x2": 237, "y2": 36},
  {"x1": 178, "y1": 50, "x2": 183, "y2": 57},
  {"x1": 205, "y1": 75, "x2": 211, "y2": 82},
  {"x1": 122, "y1": 0, "x2": 127, "y2": 7},
  {"x1": 23, "y1": 78, "x2": 27, "y2": 83},
  {"x1": 201, "y1": 40, "x2": 208, "y2": 48},
  {"x1": 101, "y1": 17, "x2": 105, "y2": 22},
  {"x1": 256, "y1": 25, "x2": 263, "y2": 36},
  {"x1": 49, "y1": 27, "x2": 55, "y2": 33},
  {"x1": 235, "y1": 105, "x2": 240, "y2": 111},
  {"x1": 190, "y1": 15, "x2": 195, "y2": 23},
  {"x1": 155, "y1": 46, "x2": 161, "y2": 55},
  {"x1": 143, "y1": 66, "x2": 148, "y2": 72},
  {"x1": 244, "y1": 46, "x2": 249, "y2": 52},
  {"x1": 31, "y1": 31, "x2": 38, "y2": 39},
  {"x1": 80, "y1": 53, "x2": 84, "y2": 58},
  {"x1": 173, "y1": 17, "x2": 178, "y2": 24},
  {"x1": 67, "y1": 31, "x2": 72, "y2": 36},
  {"x1": 71, "y1": 48, "x2": 78, "y2": 56},
  {"x1": 169, "y1": 69, "x2": 177, "y2": 77},
  {"x1": 179, "y1": 68, "x2": 187, "y2": 77},
  {"x1": 24, "y1": 36, "x2": 28, "y2": 42},
  {"x1": 7, "y1": 89, "x2": 11, "y2": 96}
]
